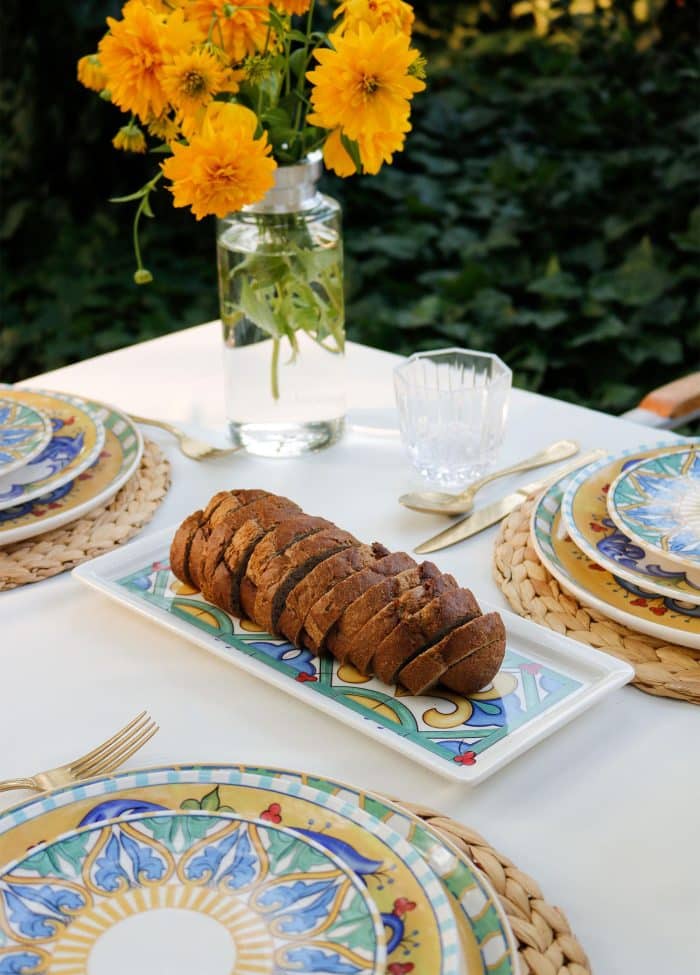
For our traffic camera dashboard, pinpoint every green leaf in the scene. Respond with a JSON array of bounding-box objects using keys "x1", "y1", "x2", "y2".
[
  {"x1": 340, "y1": 132, "x2": 363, "y2": 174},
  {"x1": 201, "y1": 786, "x2": 222, "y2": 811}
]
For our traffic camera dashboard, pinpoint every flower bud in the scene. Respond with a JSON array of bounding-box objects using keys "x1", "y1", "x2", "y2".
[{"x1": 134, "y1": 268, "x2": 153, "y2": 285}]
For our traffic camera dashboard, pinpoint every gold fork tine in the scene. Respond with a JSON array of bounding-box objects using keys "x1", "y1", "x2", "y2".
[
  {"x1": 68, "y1": 710, "x2": 148, "y2": 777},
  {"x1": 91, "y1": 722, "x2": 160, "y2": 777},
  {"x1": 72, "y1": 715, "x2": 158, "y2": 779}
]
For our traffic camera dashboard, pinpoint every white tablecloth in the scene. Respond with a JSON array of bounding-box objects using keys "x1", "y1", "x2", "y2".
[{"x1": 2, "y1": 323, "x2": 698, "y2": 972}]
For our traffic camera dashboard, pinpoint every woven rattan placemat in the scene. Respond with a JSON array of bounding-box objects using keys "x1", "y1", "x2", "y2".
[
  {"x1": 0, "y1": 439, "x2": 170, "y2": 591},
  {"x1": 399, "y1": 799, "x2": 590, "y2": 975},
  {"x1": 493, "y1": 497, "x2": 700, "y2": 705}
]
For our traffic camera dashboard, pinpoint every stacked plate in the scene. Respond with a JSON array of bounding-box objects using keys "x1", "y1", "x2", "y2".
[
  {"x1": 0, "y1": 388, "x2": 143, "y2": 545},
  {"x1": 0, "y1": 763, "x2": 519, "y2": 975},
  {"x1": 531, "y1": 441, "x2": 700, "y2": 649}
]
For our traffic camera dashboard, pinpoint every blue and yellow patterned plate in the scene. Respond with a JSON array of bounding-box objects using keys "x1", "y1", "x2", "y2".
[
  {"x1": 0, "y1": 809, "x2": 386, "y2": 975},
  {"x1": 0, "y1": 767, "x2": 465, "y2": 975},
  {"x1": 0, "y1": 393, "x2": 142, "y2": 545},
  {"x1": 608, "y1": 446, "x2": 700, "y2": 571},
  {"x1": 533, "y1": 469, "x2": 700, "y2": 649},
  {"x1": 0, "y1": 389, "x2": 105, "y2": 512},
  {"x1": 559, "y1": 443, "x2": 700, "y2": 605},
  {"x1": 0, "y1": 397, "x2": 52, "y2": 477}
]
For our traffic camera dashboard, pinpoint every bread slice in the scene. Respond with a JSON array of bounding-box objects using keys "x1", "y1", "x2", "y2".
[
  {"x1": 187, "y1": 489, "x2": 271, "y2": 591},
  {"x1": 251, "y1": 527, "x2": 360, "y2": 634},
  {"x1": 372, "y1": 587, "x2": 482, "y2": 685},
  {"x1": 333, "y1": 562, "x2": 454, "y2": 670},
  {"x1": 200, "y1": 497, "x2": 300, "y2": 606},
  {"x1": 238, "y1": 514, "x2": 336, "y2": 622},
  {"x1": 277, "y1": 543, "x2": 390, "y2": 646},
  {"x1": 439, "y1": 615, "x2": 507, "y2": 696},
  {"x1": 398, "y1": 612, "x2": 504, "y2": 695},
  {"x1": 169, "y1": 510, "x2": 203, "y2": 587},
  {"x1": 302, "y1": 551, "x2": 417, "y2": 654}
]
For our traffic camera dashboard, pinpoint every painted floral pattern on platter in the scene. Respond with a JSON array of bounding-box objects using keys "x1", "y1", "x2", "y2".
[
  {"x1": 0, "y1": 777, "x2": 453, "y2": 975},
  {"x1": 0, "y1": 811, "x2": 383, "y2": 975},
  {"x1": 535, "y1": 475, "x2": 700, "y2": 635},
  {"x1": 0, "y1": 400, "x2": 51, "y2": 472},
  {"x1": 610, "y1": 447, "x2": 700, "y2": 565},
  {"x1": 0, "y1": 768, "x2": 516, "y2": 975},
  {"x1": 117, "y1": 560, "x2": 582, "y2": 769},
  {"x1": 566, "y1": 450, "x2": 700, "y2": 613}
]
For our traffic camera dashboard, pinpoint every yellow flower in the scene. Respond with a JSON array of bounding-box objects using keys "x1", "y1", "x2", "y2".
[
  {"x1": 322, "y1": 124, "x2": 408, "y2": 176},
  {"x1": 334, "y1": 0, "x2": 415, "y2": 35},
  {"x1": 77, "y1": 54, "x2": 108, "y2": 92},
  {"x1": 162, "y1": 47, "x2": 227, "y2": 117},
  {"x1": 147, "y1": 112, "x2": 180, "y2": 140},
  {"x1": 99, "y1": 3, "x2": 199, "y2": 121},
  {"x1": 323, "y1": 129, "x2": 357, "y2": 177},
  {"x1": 307, "y1": 22, "x2": 424, "y2": 142},
  {"x1": 161, "y1": 102, "x2": 276, "y2": 219},
  {"x1": 274, "y1": 0, "x2": 311, "y2": 14},
  {"x1": 185, "y1": 1, "x2": 270, "y2": 61},
  {"x1": 113, "y1": 121, "x2": 148, "y2": 153}
]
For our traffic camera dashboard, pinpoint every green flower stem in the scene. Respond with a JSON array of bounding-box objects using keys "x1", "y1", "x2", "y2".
[{"x1": 271, "y1": 337, "x2": 280, "y2": 400}]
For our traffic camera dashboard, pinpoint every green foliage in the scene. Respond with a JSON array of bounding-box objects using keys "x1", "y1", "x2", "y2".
[
  {"x1": 1, "y1": 1, "x2": 699, "y2": 416},
  {"x1": 335, "y1": 1, "x2": 700, "y2": 411}
]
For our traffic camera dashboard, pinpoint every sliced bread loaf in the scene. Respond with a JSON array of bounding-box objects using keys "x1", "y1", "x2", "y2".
[
  {"x1": 398, "y1": 612, "x2": 503, "y2": 696},
  {"x1": 277, "y1": 543, "x2": 389, "y2": 646},
  {"x1": 302, "y1": 551, "x2": 417, "y2": 653},
  {"x1": 372, "y1": 587, "x2": 482, "y2": 685}
]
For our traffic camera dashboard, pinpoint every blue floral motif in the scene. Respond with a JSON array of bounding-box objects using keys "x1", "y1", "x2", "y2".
[
  {"x1": 597, "y1": 520, "x2": 698, "y2": 587},
  {"x1": 0, "y1": 418, "x2": 84, "y2": 502},
  {"x1": 260, "y1": 880, "x2": 338, "y2": 933},
  {"x1": 120, "y1": 832, "x2": 167, "y2": 883},
  {"x1": 0, "y1": 481, "x2": 74, "y2": 522},
  {"x1": 295, "y1": 830, "x2": 383, "y2": 878},
  {"x1": 78, "y1": 798, "x2": 166, "y2": 826},
  {"x1": 94, "y1": 834, "x2": 131, "y2": 892},
  {"x1": 0, "y1": 950, "x2": 45, "y2": 974},
  {"x1": 1, "y1": 883, "x2": 84, "y2": 939}
]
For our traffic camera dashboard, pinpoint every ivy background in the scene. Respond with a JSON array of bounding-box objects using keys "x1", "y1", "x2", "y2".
[{"x1": 1, "y1": 0, "x2": 698, "y2": 414}]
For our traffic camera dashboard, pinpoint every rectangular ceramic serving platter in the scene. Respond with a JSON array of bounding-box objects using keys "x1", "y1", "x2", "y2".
[{"x1": 73, "y1": 526, "x2": 634, "y2": 783}]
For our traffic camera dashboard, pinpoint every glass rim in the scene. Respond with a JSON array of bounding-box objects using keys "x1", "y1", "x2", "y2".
[{"x1": 393, "y1": 347, "x2": 512, "y2": 391}]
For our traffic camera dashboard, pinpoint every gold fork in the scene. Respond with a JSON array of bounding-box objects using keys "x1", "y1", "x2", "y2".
[
  {"x1": 129, "y1": 413, "x2": 243, "y2": 461},
  {"x1": 0, "y1": 711, "x2": 159, "y2": 794}
]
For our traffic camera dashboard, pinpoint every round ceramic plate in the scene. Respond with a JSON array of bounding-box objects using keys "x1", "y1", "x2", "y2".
[
  {"x1": 559, "y1": 444, "x2": 700, "y2": 605},
  {"x1": 608, "y1": 446, "x2": 700, "y2": 571},
  {"x1": 532, "y1": 470, "x2": 700, "y2": 649},
  {"x1": 0, "y1": 389, "x2": 105, "y2": 511},
  {"x1": 0, "y1": 809, "x2": 386, "y2": 975},
  {"x1": 0, "y1": 395, "x2": 143, "y2": 545},
  {"x1": 0, "y1": 767, "x2": 463, "y2": 975},
  {"x1": 0, "y1": 397, "x2": 53, "y2": 477}
]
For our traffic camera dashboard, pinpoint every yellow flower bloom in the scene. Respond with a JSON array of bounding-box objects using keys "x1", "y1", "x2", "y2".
[
  {"x1": 323, "y1": 128, "x2": 357, "y2": 177},
  {"x1": 274, "y1": 0, "x2": 311, "y2": 14},
  {"x1": 77, "y1": 54, "x2": 108, "y2": 92},
  {"x1": 99, "y1": 3, "x2": 199, "y2": 121},
  {"x1": 307, "y1": 22, "x2": 424, "y2": 142},
  {"x1": 334, "y1": 0, "x2": 415, "y2": 35},
  {"x1": 113, "y1": 121, "x2": 148, "y2": 153},
  {"x1": 147, "y1": 112, "x2": 180, "y2": 140},
  {"x1": 162, "y1": 47, "x2": 227, "y2": 117},
  {"x1": 162, "y1": 102, "x2": 276, "y2": 219},
  {"x1": 322, "y1": 124, "x2": 408, "y2": 176},
  {"x1": 185, "y1": 0, "x2": 270, "y2": 61}
]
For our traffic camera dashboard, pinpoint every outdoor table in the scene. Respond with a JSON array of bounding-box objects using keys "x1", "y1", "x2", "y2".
[{"x1": 2, "y1": 321, "x2": 697, "y2": 973}]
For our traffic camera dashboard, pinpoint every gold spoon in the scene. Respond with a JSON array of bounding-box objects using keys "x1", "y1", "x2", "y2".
[{"x1": 399, "y1": 439, "x2": 579, "y2": 515}]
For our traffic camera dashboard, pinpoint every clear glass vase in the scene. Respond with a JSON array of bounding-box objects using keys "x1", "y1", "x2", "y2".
[{"x1": 217, "y1": 151, "x2": 346, "y2": 457}]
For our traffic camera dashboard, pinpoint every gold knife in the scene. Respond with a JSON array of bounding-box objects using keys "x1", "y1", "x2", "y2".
[{"x1": 414, "y1": 449, "x2": 608, "y2": 554}]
